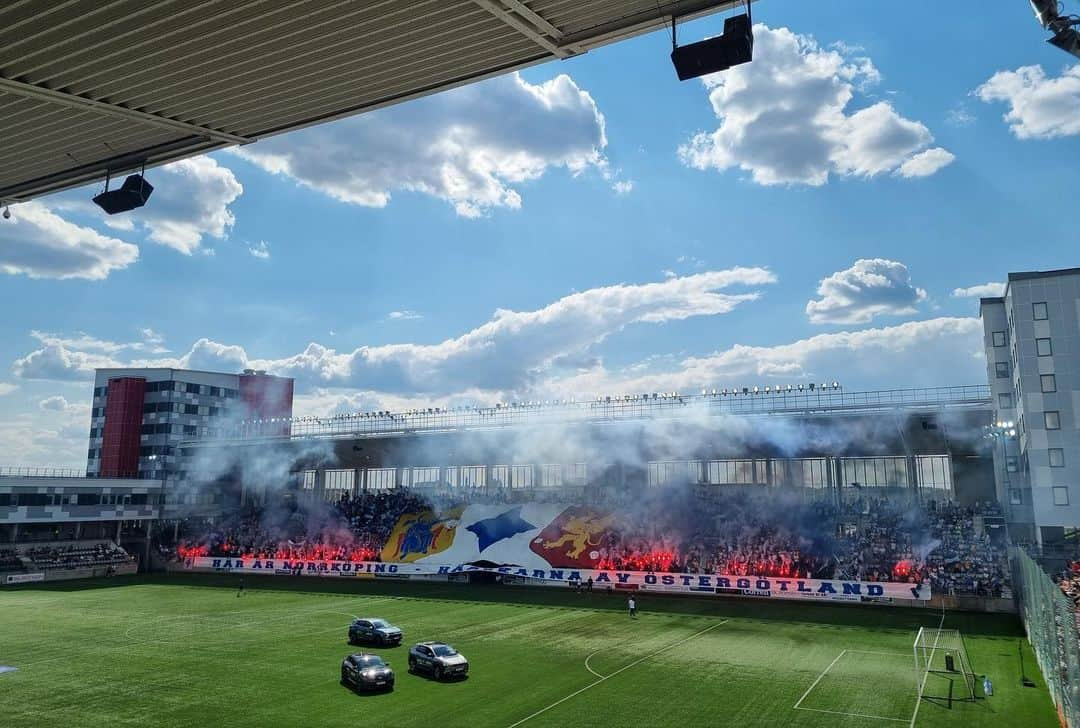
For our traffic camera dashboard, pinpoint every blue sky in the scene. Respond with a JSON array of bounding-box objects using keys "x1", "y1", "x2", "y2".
[{"x1": 1, "y1": 1, "x2": 1078, "y2": 466}]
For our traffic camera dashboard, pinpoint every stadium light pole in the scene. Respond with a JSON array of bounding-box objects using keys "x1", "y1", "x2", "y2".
[{"x1": 986, "y1": 420, "x2": 1017, "y2": 516}]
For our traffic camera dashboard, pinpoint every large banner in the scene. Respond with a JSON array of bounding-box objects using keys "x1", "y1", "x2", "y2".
[
  {"x1": 180, "y1": 556, "x2": 930, "y2": 602},
  {"x1": 378, "y1": 503, "x2": 619, "y2": 571},
  {"x1": 4, "y1": 573, "x2": 44, "y2": 585}
]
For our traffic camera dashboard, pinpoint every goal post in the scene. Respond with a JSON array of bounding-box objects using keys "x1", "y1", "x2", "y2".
[{"x1": 913, "y1": 627, "x2": 976, "y2": 702}]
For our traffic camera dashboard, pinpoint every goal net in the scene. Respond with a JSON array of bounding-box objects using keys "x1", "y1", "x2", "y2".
[{"x1": 913, "y1": 627, "x2": 976, "y2": 702}]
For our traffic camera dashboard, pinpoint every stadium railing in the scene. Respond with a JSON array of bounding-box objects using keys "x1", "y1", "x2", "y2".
[{"x1": 1011, "y1": 546, "x2": 1080, "y2": 728}]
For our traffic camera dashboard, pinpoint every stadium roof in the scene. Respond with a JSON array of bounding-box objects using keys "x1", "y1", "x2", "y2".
[{"x1": 0, "y1": 0, "x2": 743, "y2": 203}]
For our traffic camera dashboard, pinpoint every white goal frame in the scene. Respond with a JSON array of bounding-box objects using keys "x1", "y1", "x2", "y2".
[{"x1": 913, "y1": 627, "x2": 976, "y2": 703}]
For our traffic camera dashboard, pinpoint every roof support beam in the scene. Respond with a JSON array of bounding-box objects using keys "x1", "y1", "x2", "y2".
[
  {"x1": 0, "y1": 76, "x2": 251, "y2": 145},
  {"x1": 471, "y1": 0, "x2": 576, "y2": 58}
]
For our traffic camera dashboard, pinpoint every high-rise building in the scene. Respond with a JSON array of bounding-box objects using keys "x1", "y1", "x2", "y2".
[
  {"x1": 980, "y1": 267, "x2": 1080, "y2": 545},
  {"x1": 86, "y1": 368, "x2": 293, "y2": 482}
]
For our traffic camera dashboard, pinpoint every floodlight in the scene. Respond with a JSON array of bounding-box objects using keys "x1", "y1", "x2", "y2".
[
  {"x1": 93, "y1": 171, "x2": 154, "y2": 214},
  {"x1": 671, "y1": 5, "x2": 753, "y2": 80},
  {"x1": 1049, "y1": 27, "x2": 1080, "y2": 57},
  {"x1": 1031, "y1": 0, "x2": 1080, "y2": 58}
]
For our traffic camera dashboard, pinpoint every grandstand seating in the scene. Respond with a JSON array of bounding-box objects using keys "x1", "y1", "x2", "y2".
[
  {"x1": 170, "y1": 487, "x2": 1011, "y2": 597},
  {"x1": 22, "y1": 542, "x2": 134, "y2": 570},
  {"x1": 0, "y1": 548, "x2": 24, "y2": 573}
]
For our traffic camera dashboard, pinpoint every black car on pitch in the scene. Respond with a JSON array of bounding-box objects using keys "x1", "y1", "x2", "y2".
[
  {"x1": 340, "y1": 653, "x2": 395, "y2": 692},
  {"x1": 348, "y1": 617, "x2": 403, "y2": 646}
]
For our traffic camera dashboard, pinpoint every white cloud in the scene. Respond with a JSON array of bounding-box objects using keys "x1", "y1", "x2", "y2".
[
  {"x1": 540, "y1": 317, "x2": 984, "y2": 399},
  {"x1": 0, "y1": 200, "x2": 138, "y2": 280},
  {"x1": 247, "y1": 240, "x2": 270, "y2": 259},
  {"x1": 39, "y1": 395, "x2": 75, "y2": 412},
  {"x1": 11, "y1": 331, "x2": 126, "y2": 381},
  {"x1": 945, "y1": 106, "x2": 975, "y2": 127},
  {"x1": 806, "y1": 258, "x2": 927, "y2": 324},
  {"x1": 10, "y1": 331, "x2": 172, "y2": 381},
  {"x1": 612, "y1": 180, "x2": 635, "y2": 195},
  {"x1": 0, "y1": 383, "x2": 17, "y2": 396},
  {"x1": 897, "y1": 147, "x2": 955, "y2": 178},
  {"x1": 975, "y1": 64, "x2": 1080, "y2": 139},
  {"x1": 130, "y1": 157, "x2": 242, "y2": 253},
  {"x1": 678, "y1": 25, "x2": 949, "y2": 185},
  {"x1": 140, "y1": 328, "x2": 164, "y2": 344},
  {"x1": 24, "y1": 268, "x2": 773, "y2": 394},
  {"x1": 258, "y1": 268, "x2": 776, "y2": 394},
  {"x1": 234, "y1": 72, "x2": 608, "y2": 217},
  {"x1": 952, "y1": 282, "x2": 1005, "y2": 298},
  {"x1": 388, "y1": 310, "x2": 423, "y2": 321},
  {"x1": 179, "y1": 338, "x2": 248, "y2": 373}
]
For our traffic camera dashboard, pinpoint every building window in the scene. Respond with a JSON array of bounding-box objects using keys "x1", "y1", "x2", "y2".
[
  {"x1": 1053, "y1": 486, "x2": 1070, "y2": 506},
  {"x1": 183, "y1": 404, "x2": 199, "y2": 415},
  {"x1": 209, "y1": 386, "x2": 222, "y2": 397},
  {"x1": 995, "y1": 362, "x2": 1010, "y2": 378},
  {"x1": 301, "y1": 470, "x2": 316, "y2": 490},
  {"x1": 998, "y1": 393, "x2": 1013, "y2": 409},
  {"x1": 1033, "y1": 302, "x2": 1048, "y2": 320},
  {"x1": 511, "y1": 465, "x2": 533, "y2": 489},
  {"x1": 992, "y1": 331, "x2": 1006, "y2": 347},
  {"x1": 1006, "y1": 456, "x2": 1019, "y2": 473},
  {"x1": 1036, "y1": 338, "x2": 1053, "y2": 357},
  {"x1": 1045, "y1": 411, "x2": 1061, "y2": 430},
  {"x1": 1040, "y1": 374, "x2": 1056, "y2": 393},
  {"x1": 1050, "y1": 448, "x2": 1065, "y2": 468}
]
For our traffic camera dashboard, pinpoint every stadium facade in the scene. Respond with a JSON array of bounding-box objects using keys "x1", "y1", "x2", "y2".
[
  {"x1": 981, "y1": 267, "x2": 1080, "y2": 545},
  {"x1": 85, "y1": 367, "x2": 294, "y2": 482},
  {"x1": 178, "y1": 385, "x2": 999, "y2": 518}
]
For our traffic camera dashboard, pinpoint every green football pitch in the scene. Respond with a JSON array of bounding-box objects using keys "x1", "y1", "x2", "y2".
[{"x1": 0, "y1": 574, "x2": 1059, "y2": 728}]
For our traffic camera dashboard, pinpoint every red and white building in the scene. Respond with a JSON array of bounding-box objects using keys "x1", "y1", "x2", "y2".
[{"x1": 86, "y1": 368, "x2": 294, "y2": 482}]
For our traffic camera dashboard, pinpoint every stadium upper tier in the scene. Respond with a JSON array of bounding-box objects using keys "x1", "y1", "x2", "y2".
[
  {"x1": 222, "y1": 385, "x2": 993, "y2": 442},
  {"x1": 1, "y1": 0, "x2": 743, "y2": 202}
]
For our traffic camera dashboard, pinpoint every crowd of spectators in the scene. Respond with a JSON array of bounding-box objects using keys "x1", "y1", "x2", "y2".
[
  {"x1": 177, "y1": 490, "x2": 429, "y2": 563},
  {"x1": 0, "y1": 547, "x2": 23, "y2": 572},
  {"x1": 1056, "y1": 562, "x2": 1080, "y2": 629},
  {"x1": 173, "y1": 486, "x2": 1010, "y2": 597},
  {"x1": 23, "y1": 542, "x2": 133, "y2": 569},
  {"x1": 832, "y1": 498, "x2": 1009, "y2": 596}
]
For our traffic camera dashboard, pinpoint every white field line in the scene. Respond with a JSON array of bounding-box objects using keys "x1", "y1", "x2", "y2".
[
  {"x1": 506, "y1": 620, "x2": 728, "y2": 728},
  {"x1": 794, "y1": 706, "x2": 909, "y2": 723},
  {"x1": 584, "y1": 649, "x2": 604, "y2": 678},
  {"x1": 793, "y1": 650, "x2": 847, "y2": 710},
  {"x1": 793, "y1": 649, "x2": 917, "y2": 724}
]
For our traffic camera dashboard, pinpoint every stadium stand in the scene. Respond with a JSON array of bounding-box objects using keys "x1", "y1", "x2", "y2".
[
  {"x1": 22, "y1": 542, "x2": 134, "y2": 570},
  {"x1": 171, "y1": 486, "x2": 1011, "y2": 597},
  {"x1": 0, "y1": 548, "x2": 24, "y2": 573}
]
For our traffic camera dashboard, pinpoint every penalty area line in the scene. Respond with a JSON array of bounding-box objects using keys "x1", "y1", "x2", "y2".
[
  {"x1": 507, "y1": 619, "x2": 728, "y2": 728},
  {"x1": 793, "y1": 650, "x2": 846, "y2": 710}
]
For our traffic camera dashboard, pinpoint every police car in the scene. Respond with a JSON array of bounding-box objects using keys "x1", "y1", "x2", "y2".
[
  {"x1": 408, "y1": 641, "x2": 469, "y2": 680},
  {"x1": 340, "y1": 653, "x2": 395, "y2": 692},
  {"x1": 348, "y1": 617, "x2": 403, "y2": 646}
]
